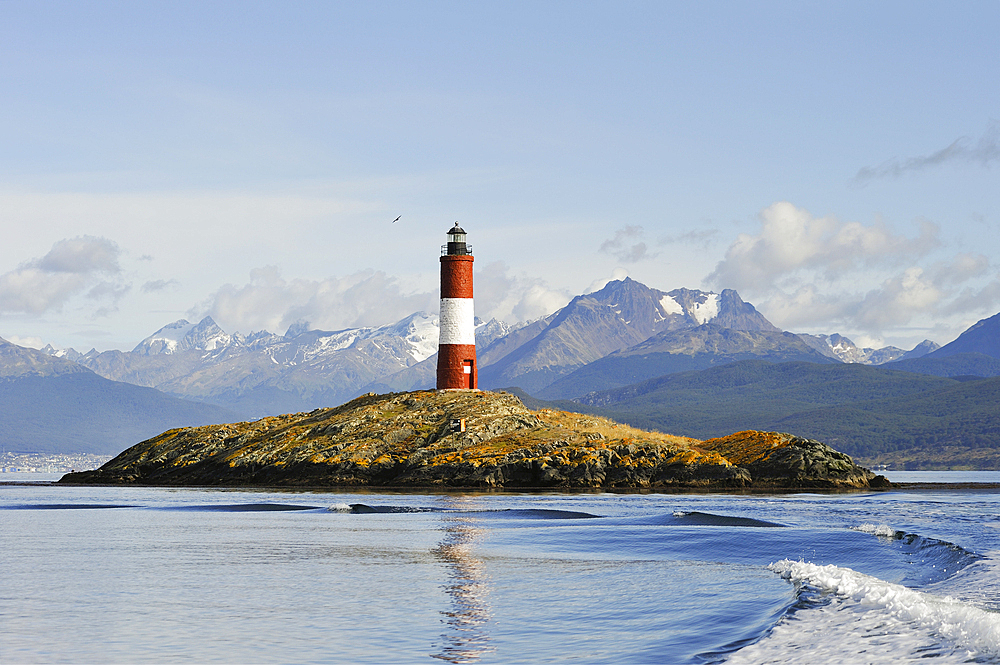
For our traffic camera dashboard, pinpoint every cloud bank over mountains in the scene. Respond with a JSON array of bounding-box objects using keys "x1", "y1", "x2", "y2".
[
  {"x1": 197, "y1": 267, "x2": 434, "y2": 335},
  {"x1": 705, "y1": 202, "x2": 1000, "y2": 341},
  {"x1": 2, "y1": 203, "x2": 996, "y2": 351},
  {"x1": 194, "y1": 262, "x2": 572, "y2": 336}
]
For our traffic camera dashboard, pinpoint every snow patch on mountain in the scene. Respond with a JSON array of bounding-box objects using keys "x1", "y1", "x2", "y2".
[
  {"x1": 659, "y1": 295, "x2": 684, "y2": 317},
  {"x1": 691, "y1": 293, "x2": 720, "y2": 324},
  {"x1": 389, "y1": 312, "x2": 439, "y2": 362},
  {"x1": 302, "y1": 331, "x2": 361, "y2": 360},
  {"x1": 795, "y1": 332, "x2": 933, "y2": 365}
]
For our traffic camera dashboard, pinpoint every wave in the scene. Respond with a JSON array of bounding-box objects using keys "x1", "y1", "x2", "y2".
[
  {"x1": 340, "y1": 504, "x2": 600, "y2": 519},
  {"x1": 171, "y1": 503, "x2": 324, "y2": 512},
  {"x1": 851, "y1": 522, "x2": 897, "y2": 539},
  {"x1": 345, "y1": 503, "x2": 443, "y2": 514},
  {"x1": 850, "y1": 523, "x2": 982, "y2": 585},
  {"x1": 477, "y1": 508, "x2": 601, "y2": 520},
  {"x1": 671, "y1": 511, "x2": 785, "y2": 528},
  {"x1": 610, "y1": 510, "x2": 785, "y2": 528},
  {"x1": 725, "y1": 560, "x2": 1000, "y2": 663}
]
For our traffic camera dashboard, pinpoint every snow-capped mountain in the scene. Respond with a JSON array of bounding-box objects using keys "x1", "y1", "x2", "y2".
[
  {"x1": 796, "y1": 333, "x2": 938, "y2": 365},
  {"x1": 41, "y1": 277, "x2": 945, "y2": 416},
  {"x1": 127, "y1": 312, "x2": 441, "y2": 363},
  {"x1": 47, "y1": 311, "x2": 453, "y2": 417},
  {"x1": 477, "y1": 279, "x2": 778, "y2": 393},
  {"x1": 133, "y1": 317, "x2": 235, "y2": 355}
]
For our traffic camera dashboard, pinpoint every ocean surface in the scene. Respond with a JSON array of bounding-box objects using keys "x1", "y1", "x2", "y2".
[{"x1": 3, "y1": 472, "x2": 1000, "y2": 664}]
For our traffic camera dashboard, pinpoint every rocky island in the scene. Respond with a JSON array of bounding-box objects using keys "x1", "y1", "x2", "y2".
[{"x1": 60, "y1": 390, "x2": 887, "y2": 490}]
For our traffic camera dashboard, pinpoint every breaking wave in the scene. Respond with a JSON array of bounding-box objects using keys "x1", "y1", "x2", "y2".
[
  {"x1": 726, "y1": 560, "x2": 1000, "y2": 663},
  {"x1": 344, "y1": 503, "x2": 441, "y2": 513},
  {"x1": 850, "y1": 523, "x2": 982, "y2": 585}
]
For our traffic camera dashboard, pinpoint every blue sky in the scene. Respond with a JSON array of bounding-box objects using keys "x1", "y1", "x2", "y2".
[{"x1": 1, "y1": 1, "x2": 998, "y2": 352}]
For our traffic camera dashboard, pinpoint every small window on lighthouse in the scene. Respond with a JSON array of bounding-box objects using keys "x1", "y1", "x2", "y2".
[{"x1": 463, "y1": 361, "x2": 473, "y2": 374}]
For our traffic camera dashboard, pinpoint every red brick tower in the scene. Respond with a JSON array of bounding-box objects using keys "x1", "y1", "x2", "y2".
[{"x1": 437, "y1": 223, "x2": 477, "y2": 389}]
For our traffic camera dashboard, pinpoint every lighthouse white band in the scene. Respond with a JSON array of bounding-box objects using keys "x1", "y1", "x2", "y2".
[{"x1": 439, "y1": 298, "x2": 476, "y2": 345}]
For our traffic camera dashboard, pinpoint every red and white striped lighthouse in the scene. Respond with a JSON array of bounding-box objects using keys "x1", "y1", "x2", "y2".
[{"x1": 437, "y1": 223, "x2": 477, "y2": 390}]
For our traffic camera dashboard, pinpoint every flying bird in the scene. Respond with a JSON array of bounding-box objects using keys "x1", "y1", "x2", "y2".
[{"x1": 392, "y1": 215, "x2": 401, "y2": 223}]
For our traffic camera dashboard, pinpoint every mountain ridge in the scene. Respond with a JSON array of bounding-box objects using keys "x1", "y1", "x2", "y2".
[
  {"x1": 36, "y1": 278, "x2": 949, "y2": 416},
  {"x1": 0, "y1": 338, "x2": 239, "y2": 454}
]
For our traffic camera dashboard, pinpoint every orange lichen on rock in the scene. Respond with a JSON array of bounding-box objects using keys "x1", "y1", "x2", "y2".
[
  {"x1": 701, "y1": 431, "x2": 795, "y2": 466},
  {"x1": 60, "y1": 390, "x2": 881, "y2": 490}
]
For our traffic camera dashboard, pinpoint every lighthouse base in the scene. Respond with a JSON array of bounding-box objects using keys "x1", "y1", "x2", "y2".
[{"x1": 436, "y1": 344, "x2": 477, "y2": 390}]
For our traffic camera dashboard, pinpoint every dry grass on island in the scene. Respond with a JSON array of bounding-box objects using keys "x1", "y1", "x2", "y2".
[{"x1": 61, "y1": 389, "x2": 885, "y2": 490}]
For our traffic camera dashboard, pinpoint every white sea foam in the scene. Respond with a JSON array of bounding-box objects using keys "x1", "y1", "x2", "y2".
[
  {"x1": 727, "y1": 560, "x2": 1000, "y2": 663},
  {"x1": 326, "y1": 503, "x2": 353, "y2": 513},
  {"x1": 851, "y1": 522, "x2": 898, "y2": 539}
]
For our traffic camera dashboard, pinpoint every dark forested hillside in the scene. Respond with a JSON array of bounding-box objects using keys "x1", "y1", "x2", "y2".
[{"x1": 570, "y1": 360, "x2": 1000, "y2": 467}]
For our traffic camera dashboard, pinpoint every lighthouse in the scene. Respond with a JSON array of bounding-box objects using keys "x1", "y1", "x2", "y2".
[{"x1": 437, "y1": 223, "x2": 477, "y2": 390}]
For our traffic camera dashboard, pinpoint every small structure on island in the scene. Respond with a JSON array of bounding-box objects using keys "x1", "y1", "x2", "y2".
[{"x1": 437, "y1": 223, "x2": 477, "y2": 389}]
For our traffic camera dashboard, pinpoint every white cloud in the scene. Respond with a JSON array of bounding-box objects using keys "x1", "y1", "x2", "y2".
[
  {"x1": 852, "y1": 268, "x2": 942, "y2": 330},
  {"x1": 511, "y1": 283, "x2": 571, "y2": 322},
  {"x1": 197, "y1": 262, "x2": 572, "y2": 334},
  {"x1": 657, "y1": 228, "x2": 719, "y2": 251},
  {"x1": 753, "y1": 285, "x2": 846, "y2": 331},
  {"x1": 37, "y1": 236, "x2": 121, "y2": 274},
  {"x1": 705, "y1": 202, "x2": 999, "y2": 340},
  {"x1": 4, "y1": 335, "x2": 45, "y2": 350},
  {"x1": 706, "y1": 202, "x2": 940, "y2": 293},
  {"x1": 928, "y1": 252, "x2": 990, "y2": 287},
  {"x1": 198, "y1": 267, "x2": 437, "y2": 334},
  {"x1": 474, "y1": 261, "x2": 571, "y2": 323},
  {"x1": 942, "y1": 278, "x2": 1000, "y2": 317},
  {"x1": 0, "y1": 236, "x2": 127, "y2": 315}
]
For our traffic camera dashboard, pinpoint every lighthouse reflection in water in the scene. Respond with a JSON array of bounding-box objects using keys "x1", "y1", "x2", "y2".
[{"x1": 432, "y1": 497, "x2": 494, "y2": 662}]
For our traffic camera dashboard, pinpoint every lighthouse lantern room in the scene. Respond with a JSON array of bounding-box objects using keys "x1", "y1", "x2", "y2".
[{"x1": 437, "y1": 223, "x2": 477, "y2": 389}]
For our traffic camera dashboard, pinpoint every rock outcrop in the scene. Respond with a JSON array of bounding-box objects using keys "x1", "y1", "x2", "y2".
[
  {"x1": 60, "y1": 390, "x2": 885, "y2": 490},
  {"x1": 701, "y1": 430, "x2": 890, "y2": 489}
]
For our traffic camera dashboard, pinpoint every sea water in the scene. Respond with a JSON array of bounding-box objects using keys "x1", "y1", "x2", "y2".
[{"x1": 2, "y1": 474, "x2": 1000, "y2": 664}]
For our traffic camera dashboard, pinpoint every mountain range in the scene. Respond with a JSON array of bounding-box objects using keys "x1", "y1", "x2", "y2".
[
  {"x1": 41, "y1": 277, "x2": 943, "y2": 415},
  {"x1": 6, "y1": 276, "x2": 997, "y2": 462}
]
